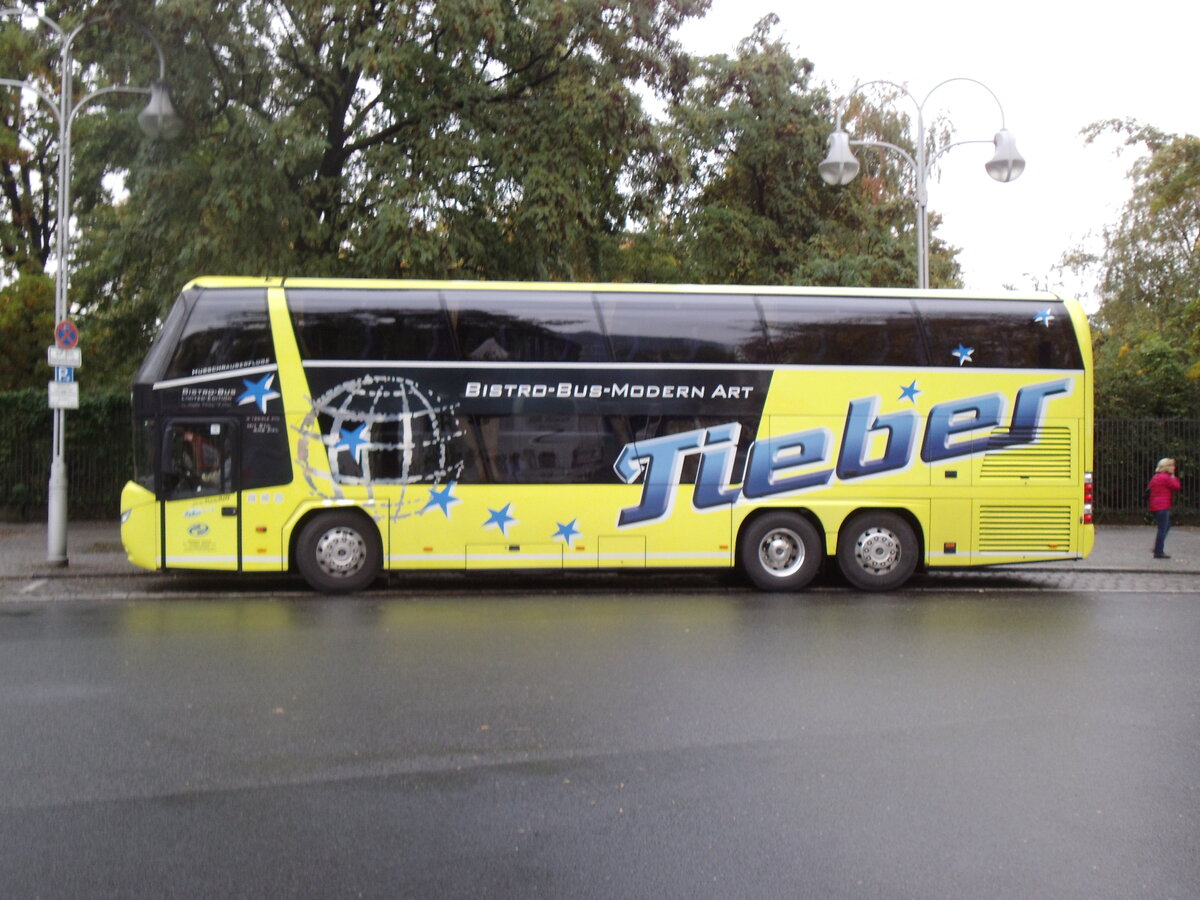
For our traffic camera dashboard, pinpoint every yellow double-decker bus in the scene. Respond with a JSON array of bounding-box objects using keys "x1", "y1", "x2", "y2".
[{"x1": 120, "y1": 277, "x2": 1094, "y2": 593}]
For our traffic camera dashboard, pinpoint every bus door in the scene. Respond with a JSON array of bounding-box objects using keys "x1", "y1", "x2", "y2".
[{"x1": 160, "y1": 420, "x2": 240, "y2": 570}]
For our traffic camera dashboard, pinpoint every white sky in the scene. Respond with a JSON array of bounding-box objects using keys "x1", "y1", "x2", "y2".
[{"x1": 676, "y1": 0, "x2": 1200, "y2": 308}]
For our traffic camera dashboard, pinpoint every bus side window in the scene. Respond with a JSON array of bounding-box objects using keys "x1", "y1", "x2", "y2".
[
  {"x1": 471, "y1": 414, "x2": 625, "y2": 483},
  {"x1": 759, "y1": 295, "x2": 925, "y2": 367},
  {"x1": 915, "y1": 298, "x2": 1084, "y2": 369},
  {"x1": 597, "y1": 294, "x2": 757, "y2": 364},
  {"x1": 286, "y1": 289, "x2": 456, "y2": 362},
  {"x1": 444, "y1": 291, "x2": 607, "y2": 363}
]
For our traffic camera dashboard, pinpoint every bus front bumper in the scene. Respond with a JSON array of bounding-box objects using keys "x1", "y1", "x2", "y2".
[{"x1": 120, "y1": 481, "x2": 159, "y2": 572}]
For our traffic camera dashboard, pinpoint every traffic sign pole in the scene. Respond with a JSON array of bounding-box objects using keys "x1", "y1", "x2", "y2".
[
  {"x1": 47, "y1": 419, "x2": 67, "y2": 566},
  {"x1": 47, "y1": 319, "x2": 79, "y2": 567}
]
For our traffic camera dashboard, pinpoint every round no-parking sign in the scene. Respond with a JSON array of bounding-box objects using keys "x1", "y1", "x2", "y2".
[{"x1": 55, "y1": 320, "x2": 79, "y2": 350}]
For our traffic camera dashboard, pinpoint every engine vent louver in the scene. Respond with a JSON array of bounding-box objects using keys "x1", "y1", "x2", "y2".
[
  {"x1": 977, "y1": 505, "x2": 1073, "y2": 552},
  {"x1": 980, "y1": 426, "x2": 1073, "y2": 479}
]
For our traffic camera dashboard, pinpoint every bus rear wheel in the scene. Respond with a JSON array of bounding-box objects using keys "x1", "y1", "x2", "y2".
[
  {"x1": 739, "y1": 512, "x2": 822, "y2": 592},
  {"x1": 836, "y1": 511, "x2": 918, "y2": 591},
  {"x1": 296, "y1": 512, "x2": 382, "y2": 594}
]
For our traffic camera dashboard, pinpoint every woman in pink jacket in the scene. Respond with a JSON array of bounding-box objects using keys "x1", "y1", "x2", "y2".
[{"x1": 1148, "y1": 458, "x2": 1182, "y2": 558}]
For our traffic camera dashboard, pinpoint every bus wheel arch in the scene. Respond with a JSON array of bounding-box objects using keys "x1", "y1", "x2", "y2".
[
  {"x1": 292, "y1": 508, "x2": 383, "y2": 594},
  {"x1": 836, "y1": 508, "x2": 922, "y2": 591},
  {"x1": 737, "y1": 509, "x2": 825, "y2": 592}
]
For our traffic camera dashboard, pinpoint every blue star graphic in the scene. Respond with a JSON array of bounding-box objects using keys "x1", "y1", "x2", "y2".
[
  {"x1": 420, "y1": 481, "x2": 460, "y2": 518},
  {"x1": 237, "y1": 373, "x2": 281, "y2": 413},
  {"x1": 483, "y1": 503, "x2": 518, "y2": 537},
  {"x1": 899, "y1": 380, "x2": 921, "y2": 404},
  {"x1": 1033, "y1": 308, "x2": 1055, "y2": 327},
  {"x1": 553, "y1": 519, "x2": 582, "y2": 546},
  {"x1": 952, "y1": 344, "x2": 975, "y2": 366},
  {"x1": 333, "y1": 423, "x2": 370, "y2": 465}
]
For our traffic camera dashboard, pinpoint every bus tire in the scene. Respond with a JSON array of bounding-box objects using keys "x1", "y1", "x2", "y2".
[
  {"x1": 738, "y1": 512, "x2": 822, "y2": 592},
  {"x1": 837, "y1": 511, "x2": 918, "y2": 591},
  {"x1": 295, "y1": 512, "x2": 382, "y2": 594}
]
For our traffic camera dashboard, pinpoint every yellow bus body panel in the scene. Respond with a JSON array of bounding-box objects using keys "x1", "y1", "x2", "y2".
[{"x1": 123, "y1": 280, "x2": 1094, "y2": 579}]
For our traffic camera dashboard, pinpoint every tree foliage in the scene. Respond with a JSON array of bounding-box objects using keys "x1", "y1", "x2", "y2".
[
  {"x1": 82, "y1": 0, "x2": 706, "y2": 276},
  {"x1": 620, "y1": 17, "x2": 960, "y2": 287},
  {"x1": 1074, "y1": 120, "x2": 1200, "y2": 418},
  {"x1": 0, "y1": 12, "x2": 62, "y2": 276},
  {"x1": 0, "y1": 271, "x2": 53, "y2": 390},
  {"x1": 1, "y1": 2, "x2": 963, "y2": 388}
]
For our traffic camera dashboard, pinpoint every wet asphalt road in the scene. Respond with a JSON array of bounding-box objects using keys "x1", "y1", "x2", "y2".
[{"x1": 1, "y1": 575, "x2": 1198, "y2": 899}]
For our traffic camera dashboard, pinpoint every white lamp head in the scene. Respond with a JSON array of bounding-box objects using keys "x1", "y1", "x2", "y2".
[
  {"x1": 818, "y1": 131, "x2": 860, "y2": 186},
  {"x1": 138, "y1": 81, "x2": 183, "y2": 140},
  {"x1": 985, "y1": 128, "x2": 1024, "y2": 183}
]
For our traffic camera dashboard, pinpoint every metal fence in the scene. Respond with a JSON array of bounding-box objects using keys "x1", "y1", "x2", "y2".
[
  {"x1": 1094, "y1": 418, "x2": 1200, "y2": 524},
  {"x1": 0, "y1": 400, "x2": 1196, "y2": 524},
  {"x1": 0, "y1": 393, "x2": 133, "y2": 521}
]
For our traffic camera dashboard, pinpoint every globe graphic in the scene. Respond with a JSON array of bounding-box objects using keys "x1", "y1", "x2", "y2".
[{"x1": 296, "y1": 374, "x2": 465, "y2": 519}]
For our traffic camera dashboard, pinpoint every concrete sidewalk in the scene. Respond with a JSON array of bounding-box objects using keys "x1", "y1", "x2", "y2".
[
  {"x1": 1, "y1": 520, "x2": 1199, "y2": 579},
  {"x1": 0, "y1": 521, "x2": 133, "y2": 578}
]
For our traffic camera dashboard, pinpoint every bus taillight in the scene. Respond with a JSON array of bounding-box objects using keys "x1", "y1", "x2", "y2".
[{"x1": 1083, "y1": 472, "x2": 1094, "y2": 524}]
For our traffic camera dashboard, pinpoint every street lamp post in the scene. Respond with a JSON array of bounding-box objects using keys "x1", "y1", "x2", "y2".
[
  {"x1": 817, "y1": 77, "x2": 1025, "y2": 290},
  {"x1": 0, "y1": 8, "x2": 181, "y2": 565}
]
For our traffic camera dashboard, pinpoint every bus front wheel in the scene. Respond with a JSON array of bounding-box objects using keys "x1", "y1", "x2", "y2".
[
  {"x1": 296, "y1": 512, "x2": 382, "y2": 594},
  {"x1": 837, "y1": 511, "x2": 918, "y2": 591},
  {"x1": 738, "y1": 512, "x2": 822, "y2": 592}
]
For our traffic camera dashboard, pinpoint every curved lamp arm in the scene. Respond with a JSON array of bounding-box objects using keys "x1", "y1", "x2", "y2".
[
  {"x1": 823, "y1": 76, "x2": 1023, "y2": 185},
  {"x1": 0, "y1": 6, "x2": 63, "y2": 35},
  {"x1": 0, "y1": 75, "x2": 61, "y2": 120},
  {"x1": 1, "y1": 9, "x2": 180, "y2": 139},
  {"x1": 818, "y1": 75, "x2": 1025, "y2": 291}
]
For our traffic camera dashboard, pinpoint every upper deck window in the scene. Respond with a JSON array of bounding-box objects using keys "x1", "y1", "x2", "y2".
[
  {"x1": 444, "y1": 290, "x2": 608, "y2": 362},
  {"x1": 758, "y1": 295, "x2": 925, "y2": 367},
  {"x1": 135, "y1": 290, "x2": 193, "y2": 384},
  {"x1": 916, "y1": 298, "x2": 1083, "y2": 369},
  {"x1": 287, "y1": 289, "x2": 456, "y2": 361},
  {"x1": 164, "y1": 288, "x2": 274, "y2": 379},
  {"x1": 597, "y1": 293, "x2": 765, "y2": 364}
]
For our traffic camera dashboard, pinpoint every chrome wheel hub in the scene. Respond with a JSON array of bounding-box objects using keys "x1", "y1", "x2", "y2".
[
  {"x1": 314, "y1": 527, "x2": 367, "y2": 578},
  {"x1": 759, "y1": 528, "x2": 804, "y2": 577},
  {"x1": 855, "y1": 527, "x2": 902, "y2": 574}
]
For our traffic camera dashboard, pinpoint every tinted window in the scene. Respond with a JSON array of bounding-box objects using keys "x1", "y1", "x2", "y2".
[
  {"x1": 759, "y1": 295, "x2": 925, "y2": 366},
  {"x1": 287, "y1": 289, "x2": 456, "y2": 361},
  {"x1": 445, "y1": 291, "x2": 608, "y2": 362},
  {"x1": 136, "y1": 291, "x2": 193, "y2": 384},
  {"x1": 917, "y1": 299, "x2": 1083, "y2": 369},
  {"x1": 133, "y1": 417, "x2": 156, "y2": 490},
  {"x1": 598, "y1": 293, "x2": 765, "y2": 364},
  {"x1": 161, "y1": 421, "x2": 234, "y2": 499},
  {"x1": 165, "y1": 289, "x2": 274, "y2": 379},
  {"x1": 359, "y1": 414, "x2": 464, "y2": 485},
  {"x1": 242, "y1": 420, "x2": 293, "y2": 490},
  {"x1": 319, "y1": 409, "x2": 468, "y2": 487},
  {"x1": 473, "y1": 415, "x2": 625, "y2": 483},
  {"x1": 626, "y1": 415, "x2": 758, "y2": 484}
]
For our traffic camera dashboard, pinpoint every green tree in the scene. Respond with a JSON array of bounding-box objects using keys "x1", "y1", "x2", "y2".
[
  {"x1": 0, "y1": 271, "x2": 53, "y2": 390},
  {"x1": 0, "y1": 11, "x2": 59, "y2": 277},
  {"x1": 5, "y1": 0, "x2": 710, "y2": 386},
  {"x1": 1093, "y1": 332, "x2": 1198, "y2": 419},
  {"x1": 1073, "y1": 120, "x2": 1200, "y2": 417},
  {"x1": 620, "y1": 16, "x2": 960, "y2": 287}
]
